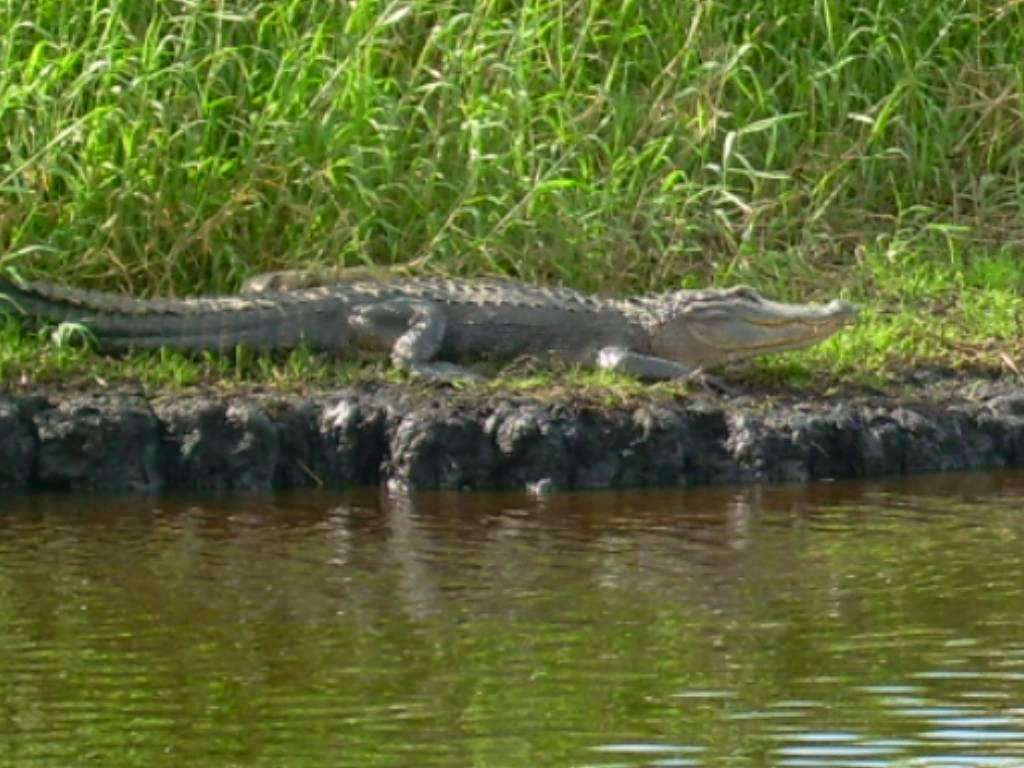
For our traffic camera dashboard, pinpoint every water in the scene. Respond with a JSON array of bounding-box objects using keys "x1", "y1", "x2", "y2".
[{"x1": 1, "y1": 473, "x2": 1024, "y2": 767}]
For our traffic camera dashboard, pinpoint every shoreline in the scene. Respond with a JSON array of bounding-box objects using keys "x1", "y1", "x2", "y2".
[{"x1": 3, "y1": 378, "x2": 1024, "y2": 494}]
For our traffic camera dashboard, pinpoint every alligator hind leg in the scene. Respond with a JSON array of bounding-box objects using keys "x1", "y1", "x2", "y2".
[{"x1": 348, "y1": 300, "x2": 482, "y2": 382}]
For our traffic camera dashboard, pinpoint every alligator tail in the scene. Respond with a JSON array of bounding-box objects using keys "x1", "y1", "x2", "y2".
[{"x1": 0, "y1": 277, "x2": 345, "y2": 353}]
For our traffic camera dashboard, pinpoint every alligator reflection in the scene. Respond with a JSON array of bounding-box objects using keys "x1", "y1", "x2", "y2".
[{"x1": 1, "y1": 472, "x2": 1024, "y2": 767}]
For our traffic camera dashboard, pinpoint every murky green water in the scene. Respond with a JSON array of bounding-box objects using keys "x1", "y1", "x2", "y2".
[{"x1": 2, "y1": 473, "x2": 1024, "y2": 767}]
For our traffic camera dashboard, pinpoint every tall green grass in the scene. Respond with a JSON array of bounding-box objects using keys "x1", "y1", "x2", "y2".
[
  {"x1": 1, "y1": 0, "x2": 1023, "y2": 387},
  {"x1": 2, "y1": 0, "x2": 1022, "y2": 296}
]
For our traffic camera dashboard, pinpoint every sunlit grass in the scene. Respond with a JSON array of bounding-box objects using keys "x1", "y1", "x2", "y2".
[{"x1": 1, "y1": 0, "x2": 1023, "y2": 392}]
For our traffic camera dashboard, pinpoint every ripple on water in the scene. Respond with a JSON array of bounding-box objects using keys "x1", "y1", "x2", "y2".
[
  {"x1": 586, "y1": 744, "x2": 704, "y2": 768},
  {"x1": 2, "y1": 476, "x2": 1024, "y2": 766}
]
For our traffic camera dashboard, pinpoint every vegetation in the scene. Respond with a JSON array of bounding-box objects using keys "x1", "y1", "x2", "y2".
[{"x1": 1, "y1": 0, "x2": 1022, "y2": 390}]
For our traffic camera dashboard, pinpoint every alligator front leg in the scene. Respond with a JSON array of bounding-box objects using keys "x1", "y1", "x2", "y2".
[
  {"x1": 596, "y1": 347, "x2": 698, "y2": 381},
  {"x1": 597, "y1": 347, "x2": 731, "y2": 392},
  {"x1": 348, "y1": 300, "x2": 482, "y2": 382}
]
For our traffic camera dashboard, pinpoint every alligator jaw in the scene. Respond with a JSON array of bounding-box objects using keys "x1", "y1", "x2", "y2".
[{"x1": 654, "y1": 286, "x2": 859, "y2": 366}]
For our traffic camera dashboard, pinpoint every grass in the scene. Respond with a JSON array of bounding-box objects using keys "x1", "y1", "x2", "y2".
[{"x1": 0, "y1": 0, "x2": 1023, "y2": 393}]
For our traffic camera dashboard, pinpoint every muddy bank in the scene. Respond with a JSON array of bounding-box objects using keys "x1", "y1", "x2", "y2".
[{"x1": 3, "y1": 381, "x2": 1024, "y2": 493}]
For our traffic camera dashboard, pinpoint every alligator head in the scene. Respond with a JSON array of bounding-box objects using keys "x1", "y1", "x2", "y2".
[{"x1": 648, "y1": 285, "x2": 858, "y2": 368}]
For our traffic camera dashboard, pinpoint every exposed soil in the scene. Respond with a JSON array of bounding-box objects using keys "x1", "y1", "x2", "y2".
[{"x1": 4, "y1": 373, "x2": 1024, "y2": 493}]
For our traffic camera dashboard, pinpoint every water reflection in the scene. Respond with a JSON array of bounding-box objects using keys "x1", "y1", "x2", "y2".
[{"x1": 0, "y1": 472, "x2": 1023, "y2": 766}]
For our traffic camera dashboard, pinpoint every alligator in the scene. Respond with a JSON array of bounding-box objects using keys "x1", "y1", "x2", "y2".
[{"x1": 0, "y1": 269, "x2": 857, "y2": 381}]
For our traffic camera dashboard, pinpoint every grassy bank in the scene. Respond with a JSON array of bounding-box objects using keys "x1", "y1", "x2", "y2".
[{"x1": 1, "y1": 0, "x2": 1023, "y2": 390}]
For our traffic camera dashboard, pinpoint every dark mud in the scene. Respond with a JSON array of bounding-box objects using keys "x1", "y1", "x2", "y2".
[{"x1": 4, "y1": 379, "x2": 1024, "y2": 493}]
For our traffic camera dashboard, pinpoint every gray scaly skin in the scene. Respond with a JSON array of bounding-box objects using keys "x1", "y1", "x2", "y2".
[{"x1": 0, "y1": 271, "x2": 858, "y2": 381}]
